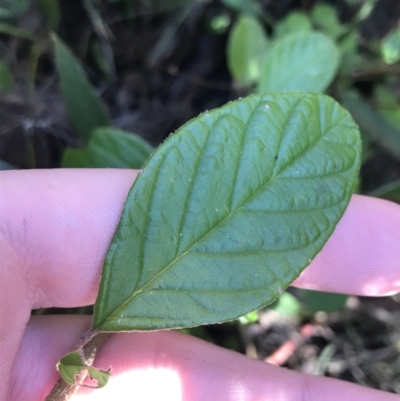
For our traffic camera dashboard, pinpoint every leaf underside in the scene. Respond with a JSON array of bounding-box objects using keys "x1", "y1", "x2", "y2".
[{"x1": 93, "y1": 92, "x2": 361, "y2": 332}]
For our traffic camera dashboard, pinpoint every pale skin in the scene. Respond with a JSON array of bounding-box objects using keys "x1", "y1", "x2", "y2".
[{"x1": 1, "y1": 169, "x2": 400, "y2": 401}]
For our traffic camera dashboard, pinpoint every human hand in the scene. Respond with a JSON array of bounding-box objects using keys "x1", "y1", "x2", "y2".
[{"x1": 1, "y1": 169, "x2": 400, "y2": 401}]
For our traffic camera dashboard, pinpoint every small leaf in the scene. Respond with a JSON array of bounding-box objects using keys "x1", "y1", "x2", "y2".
[
  {"x1": 268, "y1": 292, "x2": 302, "y2": 318},
  {"x1": 93, "y1": 92, "x2": 361, "y2": 331},
  {"x1": 381, "y1": 27, "x2": 400, "y2": 65},
  {"x1": 57, "y1": 351, "x2": 110, "y2": 388},
  {"x1": 227, "y1": 15, "x2": 269, "y2": 87},
  {"x1": 274, "y1": 11, "x2": 312, "y2": 39},
  {"x1": 259, "y1": 32, "x2": 340, "y2": 94},
  {"x1": 300, "y1": 289, "x2": 347, "y2": 313},
  {"x1": 52, "y1": 34, "x2": 111, "y2": 142},
  {"x1": 62, "y1": 127, "x2": 152, "y2": 169}
]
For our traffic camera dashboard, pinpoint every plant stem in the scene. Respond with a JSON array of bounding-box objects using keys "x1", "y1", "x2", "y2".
[{"x1": 45, "y1": 330, "x2": 110, "y2": 401}]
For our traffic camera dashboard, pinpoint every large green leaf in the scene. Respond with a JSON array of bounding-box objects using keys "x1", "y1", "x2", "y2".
[
  {"x1": 52, "y1": 34, "x2": 111, "y2": 142},
  {"x1": 259, "y1": 32, "x2": 339, "y2": 94},
  {"x1": 62, "y1": 127, "x2": 152, "y2": 169},
  {"x1": 93, "y1": 92, "x2": 361, "y2": 331},
  {"x1": 227, "y1": 15, "x2": 269, "y2": 87}
]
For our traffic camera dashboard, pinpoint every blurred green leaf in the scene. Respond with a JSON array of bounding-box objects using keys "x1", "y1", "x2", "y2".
[
  {"x1": 238, "y1": 310, "x2": 259, "y2": 324},
  {"x1": 0, "y1": 0, "x2": 29, "y2": 18},
  {"x1": 341, "y1": 90, "x2": 400, "y2": 161},
  {"x1": 381, "y1": 28, "x2": 400, "y2": 65},
  {"x1": 52, "y1": 34, "x2": 111, "y2": 142},
  {"x1": 221, "y1": 0, "x2": 262, "y2": 16},
  {"x1": 269, "y1": 292, "x2": 302, "y2": 318},
  {"x1": 337, "y1": 32, "x2": 361, "y2": 74},
  {"x1": 227, "y1": 15, "x2": 269, "y2": 87},
  {"x1": 259, "y1": 32, "x2": 339, "y2": 93},
  {"x1": 369, "y1": 180, "x2": 400, "y2": 203},
  {"x1": 62, "y1": 127, "x2": 152, "y2": 169},
  {"x1": 210, "y1": 13, "x2": 231, "y2": 34},
  {"x1": 314, "y1": 344, "x2": 336, "y2": 375},
  {"x1": 311, "y1": 4, "x2": 347, "y2": 39},
  {"x1": 274, "y1": 11, "x2": 312, "y2": 39},
  {"x1": 37, "y1": 0, "x2": 60, "y2": 29},
  {"x1": 375, "y1": 86, "x2": 400, "y2": 130},
  {"x1": 300, "y1": 289, "x2": 347, "y2": 314},
  {"x1": 0, "y1": 22, "x2": 37, "y2": 40},
  {"x1": 0, "y1": 60, "x2": 14, "y2": 93},
  {"x1": 356, "y1": 0, "x2": 379, "y2": 21}
]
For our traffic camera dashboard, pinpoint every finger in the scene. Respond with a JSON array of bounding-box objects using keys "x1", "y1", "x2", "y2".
[
  {"x1": 1, "y1": 170, "x2": 400, "y2": 314},
  {"x1": 0, "y1": 169, "x2": 139, "y2": 309},
  {"x1": 10, "y1": 316, "x2": 399, "y2": 401},
  {"x1": 0, "y1": 169, "x2": 137, "y2": 401},
  {"x1": 292, "y1": 194, "x2": 400, "y2": 296}
]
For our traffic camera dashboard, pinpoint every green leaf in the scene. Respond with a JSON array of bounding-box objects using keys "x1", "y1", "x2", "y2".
[
  {"x1": 57, "y1": 351, "x2": 110, "y2": 388},
  {"x1": 268, "y1": 291, "x2": 302, "y2": 318},
  {"x1": 221, "y1": 0, "x2": 262, "y2": 16},
  {"x1": 238, "y1": 310, "x2": 259, "y2": 324},
  {"x1": 381, "y1": 27, "x2": 400, "y2": 65},
  {"x1": 227, "y1": 15, "x2": 269, "y2": 87},
  {"x1": 37, "y1": 0, "x2": 60, "y2": 29},
  {"x1": 337, "y1": 32, "x2": 361, "y2": 74},
  {"x1": 52, "y1": 34, "x2": 111, "y2": 143},
  {"x1": 259, "y1": 32, "x2": 340, "y2": 94},
  {"x1": 311, "y1": 4, "x2": 347, "y2": 39},
  {"x1": 0, "y1": 61, "x2": 13, "y2": 93},
  {"x1": 274, "y1": 11, "x2": 312, "y2": 39},
  {"x1": 0, "y1": 22, "x2": 36, "y2": 40},
  {"x1": 300, "y1": 289, "x2": 347, "y2": 313},
  {"x1": 375, "y1": 86, "x2": 400, "y2": 130},
  {"x1": 0, "y1": 0, "x2": 29, "y2": 18},
  {"x1": 62, "y1": 127, "x2": 152, "y2": 169},
  {"x1": 93, "y1": 92, "x2": 361, "y2": 332},
  {"x1": 369, "y1": 180, "x2": 400, "y2": 203},
  {"x1": 341, "y1": 90, "x2": 400, "y2": 161}
]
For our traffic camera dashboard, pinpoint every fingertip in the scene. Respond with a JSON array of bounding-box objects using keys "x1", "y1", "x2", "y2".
[
  {"x1": 294, "y1": 195, "x2": 400, "y2": 295},
  {"x1": 0, "y1": 169, "x2": 139, "y2": 309}
]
